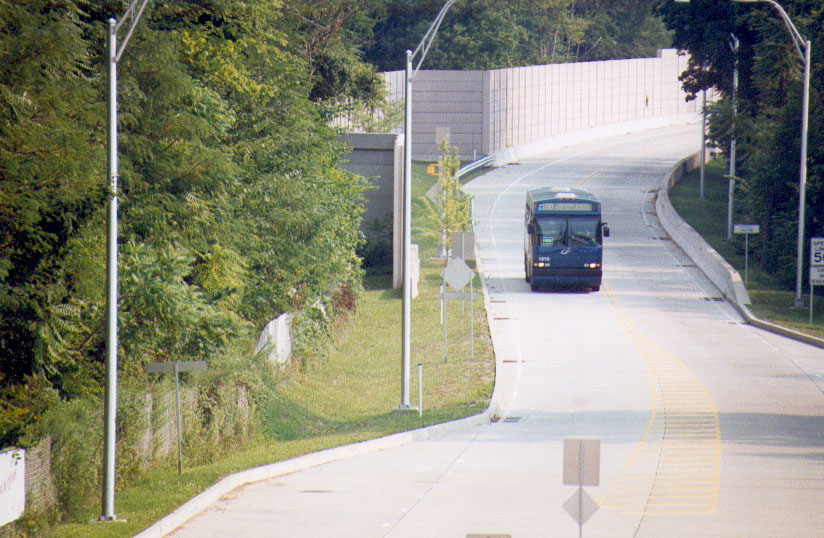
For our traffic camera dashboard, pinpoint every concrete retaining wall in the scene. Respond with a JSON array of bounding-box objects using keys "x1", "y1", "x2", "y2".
[
  {"x1": 656, "y1": 154, "x2": 752, "y2": 307},
  {"x1": 337, "y1": 133, "x2": 407, "y2": 289}
]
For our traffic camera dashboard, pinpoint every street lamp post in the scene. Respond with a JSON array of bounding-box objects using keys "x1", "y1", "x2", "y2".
[
  {"x1": 102, "y1": 0, "x2": 150, "y2": 521},
  {"x1": 700, "y1": 89, "x2": 706, "y2": 200},
  {"x1": 733, "y1": 0, "x2": 810, "y2": 308},
  {"x1": 728, "y1": 33, "x2": 739, "y2": 241},
  {"x1": 398, "y1": 0, "x2": 456, "y2": 411}
]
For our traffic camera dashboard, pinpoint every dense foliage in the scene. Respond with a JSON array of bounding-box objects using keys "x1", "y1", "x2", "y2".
[
  {"x1": 657, "y1": 0, "x2": 823, "y2": 288},
  {"x1": 361, "y1": 0, "x2": 671, "y2": 71},
  {"x1": 0, "y1": 0, "x2": 380, "y2": 448}
]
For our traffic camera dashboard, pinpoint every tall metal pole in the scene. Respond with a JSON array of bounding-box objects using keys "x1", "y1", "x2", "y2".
[
  {"x1": 397, "y1": 0, "x2": 456, "y2": 411},
  {"x1": 399, "y1": 50, "x2": 413, "y2": 409},
  {"x1": 101, "y1": 0, "x2": 150, "y2": 519},
  {"x1": 727, "y1": 34, "x2": 739, "y2": 241},
  {"x1": 700, "y1": 89, "x2": 706, "y2": 200},
  {"x1": 102, "y1": 17, "x2": 119, "y2": 521},
  {"x1": 794, "y1": 40, "x2": 810, "y2": 307}
]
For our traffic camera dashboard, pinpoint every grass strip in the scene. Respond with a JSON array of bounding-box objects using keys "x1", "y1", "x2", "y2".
[{"x1": 669, "y1": 159, "x2": 824, "y2": 339}]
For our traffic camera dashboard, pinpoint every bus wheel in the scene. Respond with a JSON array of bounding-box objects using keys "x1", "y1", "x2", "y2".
[
  {"x1": 592, "y1": 285, "x2": 601, "y2": 292},
  {"x1": 524, "y1": 256, "x2": 530, "y2": 282},
  {"x1": 530, "y1": 281, "x2": 539, "y2": 292}
]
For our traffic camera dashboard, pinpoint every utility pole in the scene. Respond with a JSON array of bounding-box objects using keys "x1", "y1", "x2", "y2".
[
  {"x1": 398, "y1": 0, "x2": 456, "y2": 411},
  {"x1": 727, "y1": 34, "x2": 739, "y2": 241},
  {"x1": 102, "y1": 0, "x2": 150, "y2": 522}
]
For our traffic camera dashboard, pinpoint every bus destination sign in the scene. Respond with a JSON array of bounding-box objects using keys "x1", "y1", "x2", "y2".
[{"x1": 537, "y1": 202, "x2": 594, "y2": 212}]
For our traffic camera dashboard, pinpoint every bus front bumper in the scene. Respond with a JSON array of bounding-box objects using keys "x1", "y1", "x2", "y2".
[{"x1": 531, "y1": 268, "x2": 602, "y2": 289}]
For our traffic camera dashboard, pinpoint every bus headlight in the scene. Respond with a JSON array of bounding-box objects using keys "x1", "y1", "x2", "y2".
[
  {"x1": 533, "y1": 262, "x2": 548, "y2": 268},
  {"x1": 584, "y1": 262, "x2": 601, "y2": 269}
]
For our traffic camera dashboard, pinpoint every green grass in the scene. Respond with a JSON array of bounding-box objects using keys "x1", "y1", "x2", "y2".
[
  {"x1": 669, "y1": 159, "x2": 824, "y2": 339},
  {"x1": 46, "y1": 163, "x2": 495, "y2": 537}
]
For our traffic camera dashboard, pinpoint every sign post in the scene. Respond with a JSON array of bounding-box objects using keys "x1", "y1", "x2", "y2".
[
  {"x1": 441, "y1": 257, "x2": 475, "y2": 363},
  {"x1": 563, "y1": 439, "x2": 600, "y2": 538},
  {"x1": 734, "y1": 224, "x2": 760, "y2": 286},
  {"x1": 146, "y1": 361, "x2": 206, "y2": 473},
  {"x1": 810, "y1": 238, "x2": 824, "y2": 325}
]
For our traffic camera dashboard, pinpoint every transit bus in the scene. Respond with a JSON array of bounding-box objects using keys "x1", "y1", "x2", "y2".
[{"x1": 524, "y1": 187, "x2": 609, "y2": 292}]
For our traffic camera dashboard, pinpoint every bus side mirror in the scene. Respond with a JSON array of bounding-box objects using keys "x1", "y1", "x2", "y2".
[
  {"x1": 602, "y1": 224, "x2": 610, "y2": 238},
  {"x1": 527, "y1": 222, "x2": 536, "y2": 234}
]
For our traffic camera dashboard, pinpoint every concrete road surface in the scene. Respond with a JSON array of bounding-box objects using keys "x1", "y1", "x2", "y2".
[{"x1": 166, "y1": 125, "x2": 824, "y2": 537}]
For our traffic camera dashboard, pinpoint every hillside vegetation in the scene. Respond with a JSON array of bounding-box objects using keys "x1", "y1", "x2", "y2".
[{"x1": 658, "y1": 0, "x2": 823, "y2": 288}]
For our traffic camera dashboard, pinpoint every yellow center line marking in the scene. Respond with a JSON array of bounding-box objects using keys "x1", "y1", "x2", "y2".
[{"x1": 599, "y1": 281, "x2": 721, "y2": 516}]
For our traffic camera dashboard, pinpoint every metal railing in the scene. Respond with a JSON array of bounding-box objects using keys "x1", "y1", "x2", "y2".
[{"x1": 456, "y1": 155, "x2": 494, "y2": 179}]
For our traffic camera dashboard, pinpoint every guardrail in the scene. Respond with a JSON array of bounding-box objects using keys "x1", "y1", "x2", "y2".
[{"x1": 456, "y1": 155, "x2": 494, "y2": 179}]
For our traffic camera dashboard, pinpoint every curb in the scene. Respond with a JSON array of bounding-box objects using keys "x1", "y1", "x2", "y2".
[{"x1": 656, "y1": 154, "x2": 824, "y2": 350}]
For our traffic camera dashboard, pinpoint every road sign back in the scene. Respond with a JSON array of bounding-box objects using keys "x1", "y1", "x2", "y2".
[
  {"x1": 443, "y1": 257, "x2": 473, "y2": 290},
  {"x1": 563, "y1": 439, "x2": 600, "y2": 486}
]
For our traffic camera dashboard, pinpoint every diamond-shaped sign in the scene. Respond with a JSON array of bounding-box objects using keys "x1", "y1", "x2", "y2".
[
  {"x1": 442, "y1": 257, "x2": 473, "y2": 290},
  {"x1": 563, "y1": 488, "x2": 599, "y2": 525}
]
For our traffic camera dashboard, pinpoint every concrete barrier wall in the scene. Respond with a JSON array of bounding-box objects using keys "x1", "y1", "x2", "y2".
[
  {"x1": 658, "y1": 155, "x2": 824, "y2": 350},
  {"x1": 656, "y1": 154, "x2": 751, "y2": 307},
  {"x1": 384, "y1": 49, "x2": 705, "y2": 161}
]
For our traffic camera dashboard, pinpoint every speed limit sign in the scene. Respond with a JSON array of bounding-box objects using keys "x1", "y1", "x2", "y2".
[{"x1": 812, "y1": 238, "x2": 824, "y2": 286}]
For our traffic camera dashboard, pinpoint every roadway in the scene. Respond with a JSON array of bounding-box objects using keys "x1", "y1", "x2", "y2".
[{"x1": 167, "y1": 124, "x2": 824, "y2": 537}]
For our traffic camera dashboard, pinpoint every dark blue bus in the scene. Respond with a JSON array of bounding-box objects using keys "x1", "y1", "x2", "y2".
[{"x1": 524, "y1": 187, "x2": 609, "y2": 292}]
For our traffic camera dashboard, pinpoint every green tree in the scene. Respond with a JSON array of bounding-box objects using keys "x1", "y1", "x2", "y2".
[
  {"x1": 423, "y1": 139, "x2": 473, "y2": 254},
  {"x1": 1, "y1": 0, "x2": 375, "y2": 448},
  {"x1": 0, "y1": 0, "x2": 105, "y2": 389},
  {"x1": 360, "y1": 0, "x2": 673, "y2": 71}
]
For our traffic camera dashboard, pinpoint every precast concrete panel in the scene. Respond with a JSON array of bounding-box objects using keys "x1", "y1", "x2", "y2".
[
  {"x1": 536, "y1": 66, "x2": 543, "y2": 140},
  {"x1": 610, "y1": 61, "x2": 620, "y2": 125},
  {"x1": 497, "y1": 69, "x2": 507, "y2": 153},
  {"x1": 578, "y1": 63, "x2": 586, "y2": 130},
  {"x1": 632, "y1": 60, "x2": 642, "y2": 120},
  {"x1": 596, "y1": 61, "x2": 607, "y2": 126},
  {"x1": 587, "y1": 62, "x2": 596, "y2": 128},
  {"x1": 482, "y1": 70, "x2": 492, "y2": 155},
  {"x1": 561, "y1": 64, "x2": 570, "y2": 134},
  {"x1": 620, "y1": 61, "x2": 631, "y2": 123},
  {"x1": 519, "y1": 67, "x2": 527, "y2": 146},
  {"x1": 507, "y1": 68, "x2": 515, "y2": 149},
  {"x1": 644, "y1": 58, "x2": 654, "y2": 117},
  {"x1": 660, "y1": 58, "x2": 668, "y2": 115},
  {"x1": 527, "y1": 67, "x2": 541, "y2": 142},
  {"x1": 572, "y1": 62, "x2": 582, "y2": 131},
  {"x1": 534, "y1": 66, "x2": 541, "y2": 140},
  {"x1": 534, "y1": 66, "x2": 542, "y2": 142},
  {"x1": 629, "y1": 60, "x2": 637, "y2": 121},
  {"x1": 550, "y1": 64, "x2": 560, "y2": 136}
]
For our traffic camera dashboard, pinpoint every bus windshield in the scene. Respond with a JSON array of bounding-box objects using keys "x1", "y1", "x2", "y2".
[{"x1": 537, "y1": 217, "x2": 600, "y2": 247}]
